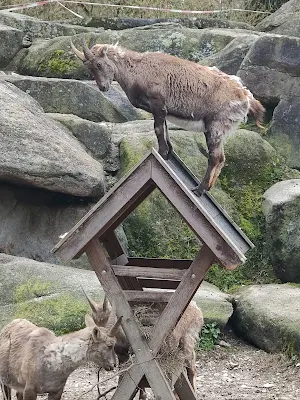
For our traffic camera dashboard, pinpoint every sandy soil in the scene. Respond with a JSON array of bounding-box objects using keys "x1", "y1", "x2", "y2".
[{"x1": 1, "y1": 332, "x2": 300, "y2": 400}]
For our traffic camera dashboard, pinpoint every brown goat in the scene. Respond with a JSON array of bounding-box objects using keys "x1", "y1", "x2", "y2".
[
  {"x1": 0, "y1": 315, "x2": 122, "y2": 400},
  {"x1": 71, "y1": 39, "x2": 265, "y2": 195},
  {"x1": 83, "y1": 292, "x2": 203, "y2": 398}
]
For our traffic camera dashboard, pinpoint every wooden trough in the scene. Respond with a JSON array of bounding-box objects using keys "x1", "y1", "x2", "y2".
[{"x1": 52, "y1": 149, "x2": 253, "y2": 400}]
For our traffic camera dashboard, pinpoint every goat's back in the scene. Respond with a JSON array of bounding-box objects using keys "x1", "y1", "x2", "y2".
[{"x1": 0, "y1": 319, "x2": 54, "y2": 388}]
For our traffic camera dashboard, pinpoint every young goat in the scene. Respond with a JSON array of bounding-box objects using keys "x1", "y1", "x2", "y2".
[
  {"x1": 71, "y1": 39, "x2": 265, "y2": 195},
  {"x1": 0, "y1": 315, "x2": 122, "y2": 400},
  {"x1": 83, "y1": 292, "x2": 203, "y2": 397}
]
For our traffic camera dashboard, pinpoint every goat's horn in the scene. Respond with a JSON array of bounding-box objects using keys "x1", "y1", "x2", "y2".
[
  {"x1": 80, "y1": 285, "x2": 98, "y2": 314},
  {"x1": 81, "y1": 36, "x2": 94, "y2": 60},
  {"x1": 70, "y1": 39, "x2": 86, "y2": 61},
  {"x1": 106, "y1": 301, "x2": 117, "y2": 330},
  {"x1": 109, "y1": 316, "x2": 123, "y2": 337},
  {"x1": 103, "y1": 295, "x2": 109, "y2": 312}
]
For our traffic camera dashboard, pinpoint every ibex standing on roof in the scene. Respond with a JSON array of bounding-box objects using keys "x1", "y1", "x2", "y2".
[
  {"x1": 0, "y1": 315, "x2": 122, "y2": 400},
  {"x1": 71, "y1": 39, "x2": 265, "y2": 195}
]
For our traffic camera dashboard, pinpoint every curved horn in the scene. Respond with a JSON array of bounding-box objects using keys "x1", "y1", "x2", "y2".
[
  {"x1": 81, "y1": 285, "x2": 98, "y2": 314},
  {"x1": 109, "y1": 316, "x2": 123, "y2": 337},
  {"x1": 103, "y1": 295, "x2": 109, "y2": 312},
  {"x1": 81, "y1": 36, "x2": 94, "y2": 60},
  {"x1": 106, "y1": 301, "x2": 117, "y2": 330},
  {"x1": 70, "y1": 39, "x2": 86, "y2": 61}
]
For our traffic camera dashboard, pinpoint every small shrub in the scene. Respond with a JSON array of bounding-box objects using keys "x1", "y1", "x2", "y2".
[{"x1": 196, "y1": 322, "x2": 221, "y2": 352}]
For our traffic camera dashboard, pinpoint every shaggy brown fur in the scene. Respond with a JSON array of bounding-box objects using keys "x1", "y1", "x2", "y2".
[
  {"x1": 0, "y1": 315, "x2": 121, "y2": 400},
  {"x1": 71, "y1": 40, "x2": 265, "y2": 195}
]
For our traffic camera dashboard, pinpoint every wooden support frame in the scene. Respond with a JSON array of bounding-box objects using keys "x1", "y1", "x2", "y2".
[{"x1": 52, "y1": 149, "x2": 253, "y2": 400}]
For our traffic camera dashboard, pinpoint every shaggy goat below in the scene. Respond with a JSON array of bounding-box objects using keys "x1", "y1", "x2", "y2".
[
  {"x1": 83, "y1": 292, "x2": 203, "y2": 399},
  {"x1": 0, "y1": 315, "x2": 122, "y2": 400},
  {"x1": 71, "y1": 39, "x2": 265, "y2": 195}
]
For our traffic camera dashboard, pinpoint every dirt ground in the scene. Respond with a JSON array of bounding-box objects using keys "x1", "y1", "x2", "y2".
[{"x1": 1, "y1": 332, "x2": 300, "y2": 400}]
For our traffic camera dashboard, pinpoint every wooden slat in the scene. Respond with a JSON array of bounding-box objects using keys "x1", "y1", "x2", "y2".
[
  {"x1": 86, "y1": 239, "x2": 177, "y2": 400},
  {"x1": 51, "y1": 156, "x2": 155, "y2": 262},
  {"x1": 112, "y1": 265, "x2": 185, "y2": 280},
  {"x1": 102, "y1": 231, "x2": 142, "y2": 291},
  {"x1": 138, "y1": 279, "x2": 179, "y2": 290},
  {"x1": 125, "y1": 290, "x2": 173, "y2": 303},
  {"x1": 127, "y1": 257, "x2": 193, "y2": 270},
  {"x1": 151, "y1": 159, "x2": 243, "y2": 269},
  {"x1": 174, "y1": 372, "x2": 196, "y2": 400}
]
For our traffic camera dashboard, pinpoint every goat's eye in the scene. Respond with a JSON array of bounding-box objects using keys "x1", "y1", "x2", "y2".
[
  {"x1": 108, "y1": 344, "x2": 114, "y2": 349},
  {"x1": 97, "y1": 62, "x2": 102, "y2": 69}
]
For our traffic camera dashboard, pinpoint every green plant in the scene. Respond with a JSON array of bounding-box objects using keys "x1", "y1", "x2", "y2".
[
  {"x1": 196, "y1": 323, "x2": 221, "y2": 352},
  {"x1": 13, "y1": 280, "x2": 53, "y2": 303}
]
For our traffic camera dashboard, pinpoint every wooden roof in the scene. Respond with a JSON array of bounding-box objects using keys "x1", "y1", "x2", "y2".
[{"x1": 52, "y1": 149, "x2": 253, "y2": 269}]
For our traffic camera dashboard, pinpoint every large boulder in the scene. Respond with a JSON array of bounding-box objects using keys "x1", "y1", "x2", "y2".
[
  {"x1": 0, "y1": 10, "x2": 100, "y2": 39},
  {"x1": 232, "y1": 284, "x2": 300, "y2": 356},
  {"x1": 14, "y1": 26, "x2": 255, "y2": 78},
  {"x1": 0, "y1": 24, "x2": 23, "y2": 68},
  {"x1": 0, "y1": 253, "x2": 233, "y2": 331},
  {"x1": 237, "y1": 34, "x2": 300, "y2": 169},
  {"x1": 200, "y1": 34, "x2": 260, "y2": 75},
  {"x1": 263, "y1": 180, "x2": 300, "y2": 283},
  {"x1": 0, "y1": 80, "x2": 105, "y2": 197},
  {"x1": 0, "y1": 183, "x2": 92, "y2": 264},
  {"x1": 1, "y1": 75, "x2": 147, "y2": 123},
  {"x1": 255, "y1": 0, "x2": 300, "y2": 37}
]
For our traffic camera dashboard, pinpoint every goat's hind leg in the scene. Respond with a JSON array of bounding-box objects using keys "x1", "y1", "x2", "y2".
[
  {"x1": 1, "y1": 384, "x2": 11, "y2": 400},
  {"x1": 153, "y1": 105, "x2": 170, "y2": 159},
  {"x1": 192, "y1": 124, "x2": 225, "y2": 195}
]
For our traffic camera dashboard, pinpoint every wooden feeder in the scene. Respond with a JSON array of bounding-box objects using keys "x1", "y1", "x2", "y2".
[{"x1": 52, "y1": 149, "x2": 253, "y2": 400}]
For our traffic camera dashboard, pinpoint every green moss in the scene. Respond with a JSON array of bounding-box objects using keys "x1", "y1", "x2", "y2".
[
  {"x1": 38, "y1": 49, "x2": 78, "y2": 76},
  {"x1": 13, "y1": 280, "x2": 88, "y2": 335}
]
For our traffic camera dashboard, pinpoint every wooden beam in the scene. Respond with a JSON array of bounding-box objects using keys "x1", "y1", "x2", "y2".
[
  {"x1": 52, "y1": 156, "x2": 154, "y2": 262},
  {"x1": 174, "y1": 372, "x2": 196, "y2": 400},
  {"x1": 102, "y1": 230, "x2": 142, "y2": 291},
  {"x1": 112, "y1": 265, "x2": 185, "y2": 280},
  {"x1": 125, "y1": 290, "x2": 173, "y2": 303},
  {"x1": 128, "y1": 257, "x2": 192, "y2": 269},
  {"x1": 86, "y1": 239, "x2": 177, "y2": 400},
  {"x1": 138, "y1": 279, "x2": 179, "y2": 290},
  {"x1": 151, "y1": 160, "x2": 243, "y2": 269}
]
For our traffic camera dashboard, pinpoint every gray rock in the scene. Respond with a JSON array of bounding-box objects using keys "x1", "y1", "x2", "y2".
[
  {"x1": 0, "y1": 253, "x2": 233, "y2": 330},
  {"x1": 256, "y1": 0, "x2": 300, "y2": 37},
  {"x1": 263, "y1": 180, "x2": 300, "y2": 283},
  {"x1": 84, "y1": 17, "x2": 254, "y2": 31},
  {"x1": 0, "y1": 24, "x2": 23, "y2": 68},
  {"x1": 200, "y1": 34, "x2": 260, "y2": 75},
  {"x1": 194, "y1": 281, "x2": 233, "y2": 328},
  {"x1": 14, "y1": 26, "x2": 255, "y2": 79},
  {"x1": 0, "y1": 80, "x2": 105, "y2": 197},
  {"x1": 0, "y1": 10, "x2": 101, "y2": 39},
  {"x1": 232, "y1": 284, "x2": 300, "y2": 355},
  {"x1": 1, "y1": 75, "x2": 145, "y2": 123},
  {"x1": 238, "y1": 34, "x2": 300, "y2": 104},
  {"x1": 237, "y1": 35, "x2": 300, "y2": 168},
  {"x1": 0, "y1": 183, "x2": 92, "y2": 264}
]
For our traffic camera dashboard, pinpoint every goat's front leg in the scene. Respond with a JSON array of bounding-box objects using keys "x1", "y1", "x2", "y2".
[
  {"x1": 2, "y1": 384, "x2": 11, "y2": 400},
  {"x1": 23, "y1": 386, "x2": 37, "y2": 400},
  {"x1": 48, "y1": 385, "x2": 65, "y2": 400},
  {"x1": 153, "y1": 107, "x2": 169, "y2": 160},
  {"x1": 192, "y1": 128, "x2": 224, "y2": 196}
]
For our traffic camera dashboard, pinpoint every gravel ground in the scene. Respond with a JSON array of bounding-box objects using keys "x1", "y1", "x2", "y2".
[{"x1": 1, "y1": 332, "x2": 300, "y2": 400}]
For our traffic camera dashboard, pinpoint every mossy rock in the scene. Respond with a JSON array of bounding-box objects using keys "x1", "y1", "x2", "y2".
[
  {"x1": 15, "y1": 27, "x2": 252, "y2": 79},
  {"x1": 231, "y1": 284, "x2": 300, "y2": 356}
]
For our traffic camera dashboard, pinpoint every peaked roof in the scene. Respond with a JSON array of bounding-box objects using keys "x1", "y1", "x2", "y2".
[{"x1": 52, "y1": 149, "x2": 253, "y2": 269}]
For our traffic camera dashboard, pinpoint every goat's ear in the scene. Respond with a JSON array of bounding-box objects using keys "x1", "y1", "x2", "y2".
[
  {"x1": 109, "y1": 316, "x2": 123, "y2": 337},
  {"x1": 85, "y1": 313, "x2": 96, "y2": 328},
  {"x1": 92, "y1": 326, "x2": 104, "y2": 342}
]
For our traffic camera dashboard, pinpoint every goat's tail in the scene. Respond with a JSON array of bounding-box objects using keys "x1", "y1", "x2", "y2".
[{"x1": 249, "y1": 97, "x2": 265, "y2": 129}]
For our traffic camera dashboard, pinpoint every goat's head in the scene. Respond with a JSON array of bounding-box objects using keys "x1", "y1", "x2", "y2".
[
  {"x1": 71, "y1": 38, "x2": 116, "y2": 92},
  {"x1": 85, "y1": 314, "x2": 122, "y2": 371}
]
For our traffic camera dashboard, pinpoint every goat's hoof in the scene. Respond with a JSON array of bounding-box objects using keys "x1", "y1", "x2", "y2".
[{"x1": 191, "y1": 184, "x2": 206, "y2": 197}]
